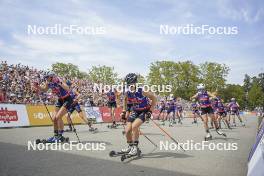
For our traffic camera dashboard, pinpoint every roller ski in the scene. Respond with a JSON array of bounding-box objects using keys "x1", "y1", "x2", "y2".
[
  {"x1": 89, "y1": 127, "x2": 98, "y2": 133},
  {"x1": 109, "y1": 150, "x2": 129, "y2": 157},
  {"x1": 192, "y1": 119, "x2": 197, "y2": 124},
  {"x1": 107, "y1": 121, "x2": 118, "y2": 129},
  {"x1": 109, "y1": 144, "x2": 132, "y2": 157},
  {"x1": 120, "y1": 146, "x2": 142, "y2": 162},
  {"x1": 65, "y1": 128, "x2": 76, "y2": 132},
  {"x1": 231, "y1": 123, "x2": 236, "y2": 127},
  {"x1": 216, "y1": 128, "x2": 227, "y2": 137},
  {"x1": 204, "y1": 132, "x2": 212, "y2": 141},
  {"x1": 107, "y1": 124, "x2": 118, "y2": 129},
  {"x1": 35, "y1": 136, "x2": 69, "y2": 144}
]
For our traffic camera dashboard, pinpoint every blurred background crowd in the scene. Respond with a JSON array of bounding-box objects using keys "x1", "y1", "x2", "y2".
[{"x1": 0, "y1": 61, "x2": 108, "y2": 106}]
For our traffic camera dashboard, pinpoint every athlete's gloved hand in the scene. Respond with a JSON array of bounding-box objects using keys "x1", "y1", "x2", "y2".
[
  {"x1": 145, "y1": 111, "x2": 152, "y2": 119},
  {"x1": 121, "y1": 111, "x2": 126, "y2": 121}
]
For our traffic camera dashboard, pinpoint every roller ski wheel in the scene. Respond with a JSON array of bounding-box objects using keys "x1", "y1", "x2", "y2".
[
  {"x1": 89, "y1": 127, "x2": 98, "y2": 132},
  {"x1": 65, "y1": 128, "x2": 75, "y2": 133},
  {"x1": 204, "y1": 136, "x2": 212, "y2": 141},
  {"x1": 64, "y1": 137, "x2": 70, "y2": 143},
  {"x1": 107, "y1": 124, "x2": 117, "y2": 129},
  {"x1": 120, "y1": 149, "x2": 141, "y2": 162},
  {"x1": 35, "y1": 139, "x2": 47, "y2": 144}
]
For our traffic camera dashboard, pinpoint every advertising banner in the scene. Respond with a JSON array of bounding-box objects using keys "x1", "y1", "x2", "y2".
[
  {"x1": 26, "y1": 105, "x2": 84, "y2": 126},
  {"x1": 84, "y1": 107, "x2": 103, "y2": 123},
  {"x1": 0, "y1": 104, "x2": 29, "y2": 127},
  {"x1": 99, "y1": 106, "x2": 122, "y2": 123}
]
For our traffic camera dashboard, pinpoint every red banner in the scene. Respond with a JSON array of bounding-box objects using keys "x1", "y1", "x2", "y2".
[
  {"x1": 99, "y1": 107, "x2": 122, "y2": 123},
  {"x1": 0, "y1": 107, "x2": 18, "y2": 123}
]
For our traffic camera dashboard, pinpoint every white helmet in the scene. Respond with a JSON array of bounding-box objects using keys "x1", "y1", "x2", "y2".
[
  {"x1": 231, "y1": 98, "x2": 235, "y2": 101},
  {"x1": 197, "y1": 83, "x2": 205, "y2": 90},
  {"x1": 45, "y1": 71, "x2": 56, "y2": 78}
]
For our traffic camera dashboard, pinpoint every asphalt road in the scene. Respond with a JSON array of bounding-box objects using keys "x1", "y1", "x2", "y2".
[{"x1": 0, "y1": 115, "x2": 258, "y2": 176}]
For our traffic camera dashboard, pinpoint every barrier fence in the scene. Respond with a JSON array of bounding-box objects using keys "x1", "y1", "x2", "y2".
[
  {"x1": 0, "y1": 103, "x2": 257, "y2": 128},
  {"x1": 247, "y1": 119, "x2": 264, "y2": 176}
]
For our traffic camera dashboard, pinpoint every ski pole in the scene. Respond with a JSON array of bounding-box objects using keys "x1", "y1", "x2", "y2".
[
  {"x1": 139, "y1": 130, "x2": 158, "y2": 148},
  {"x1": 149, "y1": 118, "x2": 185, "y2": 152},
  {"x1": 43, "y1": 103, "x2": 54, "y2": 122},
  {"x1": 67, "y1": 112, "x2": 81, "y2": 143}
]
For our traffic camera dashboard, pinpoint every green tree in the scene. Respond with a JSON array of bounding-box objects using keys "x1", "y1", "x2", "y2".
[
  {"x1": 89, "y1": 65, "x2": 118, "y2": 85},
  {"x1": 52, "y1": 62, "x2": 87, "y2": 79},
  {"x1": 218, "y1": 84, "x2": 245, "y2": 108},
  {"x1": 248, "y1": 81, "x2": 264, "y2": 110},
  {"x1": 175, "y1": 61, "x2": 200, "y2": 99},
  {"x1": 243, "y1": 74, "x2": 251, "y2": 92},
  {"x1": 199, "y1": 62, "x2": 230, "y2": 92},
  {"x1": 147, "y1": 60, "x2": 200, "y2": 99},
  {"x1": 147, "y1": 61, "x2": 177, "y2": 97},
  {"x1": 243, "y1": 74, "x2": 251, "y2": 109}
]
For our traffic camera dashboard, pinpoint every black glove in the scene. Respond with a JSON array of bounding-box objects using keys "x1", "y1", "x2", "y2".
[{"x1": 145, "y1": 111, "x2": 152, "y2": 119}]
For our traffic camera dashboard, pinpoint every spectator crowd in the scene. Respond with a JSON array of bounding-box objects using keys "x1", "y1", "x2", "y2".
[{"x1": 0, "y1": 60, "x2": 107, "y2": 106}]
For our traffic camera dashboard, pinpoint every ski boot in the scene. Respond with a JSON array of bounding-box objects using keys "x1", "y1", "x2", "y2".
[
  {"x1": 65, "y1": 128, "x2": 73, "y2": 132},
  {"x1": 173, "y1": 120, "x2": 176, "y2": 124},
  {"x1": 45, "y1": 136, "x2": 57, "y2": 143},
  {"x1": 241, "y1": 122, "x2": 246, "y2": 127},
  {"x1": 204, "y1": 132, "x2": 212, "y2": 141},
  {"x1": 121, "y1": 146, "x2": 141, "y2": 162}
]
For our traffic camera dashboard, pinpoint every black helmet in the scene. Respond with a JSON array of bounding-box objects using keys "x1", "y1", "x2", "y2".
[{"x1": 125, "y1": 73, "x2": 137, "y2": 85}]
